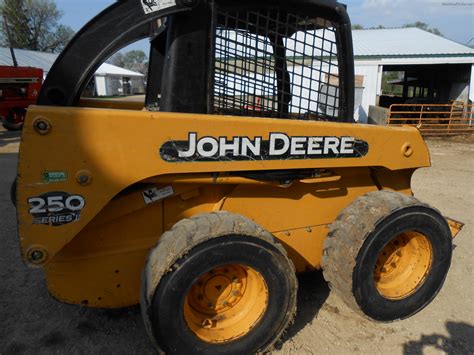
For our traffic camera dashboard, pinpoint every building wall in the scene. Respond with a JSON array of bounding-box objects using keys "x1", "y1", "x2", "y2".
[
  {"x1": 95, "y1": 75, "x2": 107, "y2": 96},
  {"x1": 355, "y1": 60, "x2": 474, "y2": 125},
  {"x1": 94, "y1": 74, "x2": 145, "y2": 97},
  {"x1": 469, "y1": 64, "x2": 474, "y2": 102},
  {"x1": 354, "y1": 64, "x2": 381, "y2": 123},
  {"x1": 106, "y1": 75, "x2": 123, "y2": 96},
  {"x1": 131, "y1": 77, "x2": 145, "y2": 95}
]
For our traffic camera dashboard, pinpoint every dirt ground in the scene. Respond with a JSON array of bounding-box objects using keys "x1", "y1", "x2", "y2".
[{"x1": 0, "y1": 128, "x2": 473, "y2": 354}]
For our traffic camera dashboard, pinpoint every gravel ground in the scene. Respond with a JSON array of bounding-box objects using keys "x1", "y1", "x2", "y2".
[{"x1": 0, "y1": 128, "x2": 473, "y2": 354}]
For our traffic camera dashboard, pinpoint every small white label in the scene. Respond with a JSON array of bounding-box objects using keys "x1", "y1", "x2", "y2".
[
  {"x1": 142, "y1": 186, "x2": 174, "y2": 204},
  {"x1": 141, "y1": 0, "x2": 176, "y2": 14}
]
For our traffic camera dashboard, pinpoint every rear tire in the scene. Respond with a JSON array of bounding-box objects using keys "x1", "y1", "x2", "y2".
[
  {"x1": 141, "y1": 212, "x2": 297, "y2": 354},
  {"x1": 2, "y1": 108, "x2": 25, "y2": 131},
  {"x1": 322, "y1": 190, "x2": 452, "y2": 321}
]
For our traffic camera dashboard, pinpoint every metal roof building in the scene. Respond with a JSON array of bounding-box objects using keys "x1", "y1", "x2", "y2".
[
  {"x1": 350, "y1": 28, "x2": 474, "y2": 123},
  {"x1": 0, "y1": 47, "x2": 145, "y2": 97},
  {"x1": 353, "y1": 28, "x2": 474, "y2": 58}
]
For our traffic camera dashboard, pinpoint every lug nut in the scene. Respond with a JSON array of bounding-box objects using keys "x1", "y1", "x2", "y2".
[{"x1": 202, "y1": 319, "x2": 213, "y2": 328}]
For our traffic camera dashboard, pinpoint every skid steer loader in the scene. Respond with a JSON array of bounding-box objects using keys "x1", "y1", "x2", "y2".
[{"x1": 14, "y1": 0, "x2": 463, "y2": 353}]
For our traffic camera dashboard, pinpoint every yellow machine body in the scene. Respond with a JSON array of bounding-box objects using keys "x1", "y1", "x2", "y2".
[{"x1": 17, "y1": 104, "x2": 431, "y2": 308}]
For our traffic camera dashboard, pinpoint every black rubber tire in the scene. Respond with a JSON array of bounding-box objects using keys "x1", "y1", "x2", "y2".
[
  {"x1": 322, "y1": 190, "x2": 452, "y2": 322},
  {"x1": 141, "y1": 212, "x2": 297, "y2": 354},
  {"x1": 2, "y1": 108, "x2": 25, "y2": 131},
  {"x1": 2, "y1": 120, "x2": 23, "y2": 131}
]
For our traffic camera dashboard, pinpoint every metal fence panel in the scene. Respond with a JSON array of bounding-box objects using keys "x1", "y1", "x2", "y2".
[{"x1": 387, "y1": 103, "x2": 474, "y2": 136}]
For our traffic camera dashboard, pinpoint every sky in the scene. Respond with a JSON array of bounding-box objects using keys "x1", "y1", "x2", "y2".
[{"x1": 57, "y1": 0, "x2": 474, "y2": 53}]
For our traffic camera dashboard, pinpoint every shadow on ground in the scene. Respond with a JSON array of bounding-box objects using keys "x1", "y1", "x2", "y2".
[
  {"x1": 404, "y1": 321, "x2": 474, "y2": 355},
  {"x1": 276, "y1": 271, "x2": 330, "y2": 348},
  {"x1": 0, "y1": 129, "x2": 21, "y2": 148},
  {"x1": 1, "y1": 271, "x2": 331, "y2": 354}
]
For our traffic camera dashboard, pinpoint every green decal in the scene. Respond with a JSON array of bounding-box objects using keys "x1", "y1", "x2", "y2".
[{"x1": 42, "y1": 171, "x2": 68, "y2": 183}]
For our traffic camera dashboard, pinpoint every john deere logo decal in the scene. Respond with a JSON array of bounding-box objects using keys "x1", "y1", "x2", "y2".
[{"x1": 160, "y1": 132, "x2": 369, "y2": 162}]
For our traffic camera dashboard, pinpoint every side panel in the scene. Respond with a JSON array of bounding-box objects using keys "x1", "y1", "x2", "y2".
[
  {"x1": 17, "y1": 107, "x2": 429, "y2": 263},
  {"x1": 17, "y1": 107, "x2": 428, "y2": 307},
  {"x1": 221, "y1": 168, "x2": 380, "y2": 271},
  {"x1": 45, "y1": 186, "x2": 165, "y2": 308},
  {"x1": 43, "y1": 168, "x2": 414, "y2": 307}
]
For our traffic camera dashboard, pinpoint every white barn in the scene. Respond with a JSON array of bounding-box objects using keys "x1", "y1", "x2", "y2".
[{"x1": 351, "y1": 28, "x2": 474, "y2": 123}]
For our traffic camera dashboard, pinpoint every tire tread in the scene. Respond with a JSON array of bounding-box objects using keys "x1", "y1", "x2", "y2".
[
  {"x1": 141, "y1": 211, "x2": 297, "y2": 353},
  {"x1": 321, "y1": 190, "x2": 431, "y2": 317}
]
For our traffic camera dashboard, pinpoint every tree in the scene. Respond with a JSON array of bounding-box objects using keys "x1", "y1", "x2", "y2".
[
  {"x1": 0, "y1": 0, "x2": 75, "y2": 53},
  {"x1": 402, "y1": 21, "x2": 443, "y2": 37},
  {"x1": 109, "y1": 50, "x2": 149, "y2": 76},
  {"x1": 353, "y1": 25, "x2": 388, "y2": 30}
]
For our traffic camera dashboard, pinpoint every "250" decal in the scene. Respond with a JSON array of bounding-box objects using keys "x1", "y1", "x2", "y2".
[{"x1": 27, "y1": 192, "x2": 86, "y2": 226}]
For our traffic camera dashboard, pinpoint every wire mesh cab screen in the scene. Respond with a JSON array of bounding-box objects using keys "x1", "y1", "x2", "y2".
[{"x1": 212, "y1": 4, "x2": 341, "y2": 121}]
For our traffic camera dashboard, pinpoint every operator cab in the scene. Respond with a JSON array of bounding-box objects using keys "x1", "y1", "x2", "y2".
[{"x1": 39, "y1": 0, "x2": 354, "y2": 123}]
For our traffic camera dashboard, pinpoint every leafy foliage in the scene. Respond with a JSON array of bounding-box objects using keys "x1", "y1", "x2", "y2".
[
  {"x1": 402, "y1": 22, "x2": 443, "y2": 37},
  {"x1": 0, "y1": 0, "x2": 75, "y2": 53}
]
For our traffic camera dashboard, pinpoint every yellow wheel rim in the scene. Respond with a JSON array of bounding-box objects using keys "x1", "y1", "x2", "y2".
[
  {"x1": 374, "y1": 231, "x2": 433, "y2": 300},
  {"x1": 183, "y1": 264, "x2": 268, "y2": 343}
]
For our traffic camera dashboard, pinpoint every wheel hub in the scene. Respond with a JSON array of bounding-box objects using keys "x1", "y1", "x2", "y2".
[
  {"x1": 184, "y1": 264, "x2": 268, "y2": 343},
  {"x1": 374, "y1": 231, "x2": 433, "y2": 300},
  {"x1": 189, "y1": 266, "x2": 245, "y2": 314}
]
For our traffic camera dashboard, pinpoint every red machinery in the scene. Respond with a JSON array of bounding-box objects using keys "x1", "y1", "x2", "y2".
[{"x1": 0, "y1": 66, "x2": 43, "y2": 130}]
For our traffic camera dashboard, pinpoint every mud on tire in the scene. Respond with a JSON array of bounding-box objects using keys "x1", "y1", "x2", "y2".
[
  {"x1": 141, "y1": 211, "x2": 297, "y2": 354},
  {"x1": 322, "y1": 190, "x2": 452, "y2": 322}
]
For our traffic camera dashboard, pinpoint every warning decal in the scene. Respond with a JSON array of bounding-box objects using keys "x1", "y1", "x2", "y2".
[{"x1": 141, "y1": 0, "x2": 176, "y2": 14}]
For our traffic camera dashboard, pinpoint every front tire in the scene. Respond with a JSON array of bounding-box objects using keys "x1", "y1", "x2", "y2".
[
  {"x1": 322, "y1": 190, "x2": 452, "y2": 321},
  {"x1": 141, "y1": 212, "x2": 297, "y2": 354}
]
